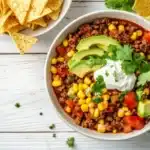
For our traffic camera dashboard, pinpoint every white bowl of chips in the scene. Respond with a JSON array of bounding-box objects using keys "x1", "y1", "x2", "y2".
[{"x1": 0, "y1": 0, "x2": 72, "y2": 53}]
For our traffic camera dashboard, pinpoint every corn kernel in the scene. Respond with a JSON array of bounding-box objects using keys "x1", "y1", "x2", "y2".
[
  {"x1": 78, "y1": 99, "x2": 86, "y2": 105},
  {"x1": 97, "y1": 124, "x2": 106, "y2": 133},
  {"x1": 72, "y1": 83, "x2": 78, "y2": 93},
  {"x1": 53, "y1": 75, "x2": 60, "y2": 80},
  {"x1": 87, "y1": 93, "x2": 92, "y2": 98},
  {"x1": 83, "y1": 84, "x2": 88, "y2": 90},
  {"x1": 84, "y1": 77, "x2": 91, "y2": 85},
  {"x1": 102, "y1": 88, "x2": 108, "y2": 94},
  {"x1": 88, "y1": 102, "x2": 95, "y2": 108},
  {"x1": 147, "y1": 54, "x2": 150, "y2": 60},
  {"x1": 78, "y1": 83, "x2": 84, "y2": 91},
  {"x1": 108, "y1": 24, "x2": 116, "y2": 31},
  {"x1": 130, "y1": 32, "x2": 137, "y2": 41},
  {"x1": 118, "y1": 25, "x2": 125, "y2": 33},
  {"x1": 86, "y1": 97, "x2": 92, "y2": 104},
  {"x1": 90, "y1": 83, "x2": 94, "y2": 88},
  {"x1": 122, "y1": 107, "x2": 129, "y2": 112},
  {"x1": 63, "y1": 39, "x2": 68, "y2": 47},
  {"x1": 102, "y1": 94, "x2": 110, "y2": 101},
  {"x1": 140, "y1": 52, "x2": 145, "y2": 57},
  {"x1": 81, "y1": 104, "x2": 89, "y2": 112},
  {"x1": 57, "y1": 57, "x2": 64, "y2": 62},
  {"x1": 118, "y1": 109, "x2": 125, "y2": 117},
  {"x1": 52, "y1": 80, "x2": 62, "y2": 87},
  {"x1": 89, "y1": 108, "x2": 94, "y2": 116},
  {"x1": 125, "y1": 111, "x2": 132, "y2": 116},
  {"x1": 98, "y1": 103, "x2": 105, "y2": 111},
  {"x1": 103, "y1": 101, "x2": 108, "y2": 109},
  {"x1": 51, "y1": 58, "x2": 57, "y2": 64},
  {"x1": 136, "y1": 30, "x2": 143, "y2": 36},
  {"x1": 50, "y1": 66, "x2": 57, "y2": 74},
  {"x1": 65, "y1": 106, "x2": 71, "y2": 113},
  {"x1": 67, "y1": 50, "x2": 75, "y2": 57},
  {"x1": 143, "y1": 88, "x2": 150, "y2": 95},
  {"x1": 77, "y1": 90, "x2": 85, "y2": 99},
  {"x1": 113, "y1": 129, "x2": 117, "y2": 134},
  {"x1": 99, "y1": 119, "x2": 104, "y2": 125},
  {"x1": 94, "y1": 108, "x2": 100, "y2": 118}
]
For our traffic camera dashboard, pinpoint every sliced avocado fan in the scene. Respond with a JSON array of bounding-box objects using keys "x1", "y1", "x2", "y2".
[{"x1": 76, "y1": 35, "x2": 121, "y2": 51}]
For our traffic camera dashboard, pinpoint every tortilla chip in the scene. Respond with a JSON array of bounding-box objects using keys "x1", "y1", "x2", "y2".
[
  {"x1": 47, "y1": 0, "x2": 63, "y2": 11},
  {"x1": 0, "y1": 26, "x2": 5, "y2": 34},
  {"x1": 0, "y1": 0, "x2": 9, "y2": 15},
  {"x1": 0, "y1": 10, "x2": 12, "y2": 28},
  {"x1": 133, "y1": 0, "x2": 150, "y2": 16},
  {"x1": 27, "y1": 0, "x2": 48, "y2": 21},
  {"x1": 9, "y1": 32, "x2": 38, "y2": 54},
  {"x1": 26, "y1": 7, "x2": 52, "y2": 22},
  {"x1": 32, "y1": 18, "x2": 47, "y2": 27},
  {"x1": 9, "y1": 25, "x2": 25, "y2": 33},
  {"x1": 7, "y1": 0, "x2": 32, "y2": 24},
  {"x1": 48, "y1": 9, "x2": 61, "y2": 20}
]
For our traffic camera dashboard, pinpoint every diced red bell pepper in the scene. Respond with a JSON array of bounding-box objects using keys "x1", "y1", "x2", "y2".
[
  {"x1": 56, "y1": 46, "x2": 66, "y2": 56},
  {"x1": 143, "y1": 32, "x2": 150, "y2": 44},
  {"x1": 123, "y1": 116, "x2": 145, "y2": 130},
  {"x1": 57, "y1": 67, "x2": 68, "y2": 78},
  {"x1": 65, "y1": 100, "x2": 75, "y2": 109},
  {"x1": 124, "y1": 92, "x2": 137, "y2": 110}
]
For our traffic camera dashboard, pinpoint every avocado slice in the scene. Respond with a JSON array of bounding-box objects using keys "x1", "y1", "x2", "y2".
[
  {"x1": 68, "y1": 48, "x2": 104, "y2": 69},
  {"x1": 70, "y1": 60, "x2": 104, "y2": 78},
  {"x1": 76, "y1": 35, "x2": 121, "y2": 51},
  {"x1": 138, "y1": 100, "x2": 150, "y2": 117}
]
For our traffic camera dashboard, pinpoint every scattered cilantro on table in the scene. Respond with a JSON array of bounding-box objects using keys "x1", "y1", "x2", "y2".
[
  {"x1": 105, "y1": 0, "x2": 135, "y2": 11},
  {"x1": 15, "y1": 103, "x2": 21, "y2": 108},
  {"x1": 66, "y1": 137, "x2": 75, "y2": 148},
  {"x1": 49, "y1": 124, "x2": 55, "y2": 130}
]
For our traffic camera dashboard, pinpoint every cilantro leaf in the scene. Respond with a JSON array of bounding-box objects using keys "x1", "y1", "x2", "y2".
[
  {"x1": 117, "y1": 45, "x2": 133, "y2": 61},
  {"x1": 136, "y1": 87, "x2": 144, "y2": 101},
  {"x1": 92, "y1": 97, "x2": 102, "y2": 103},
  {"x1": 121, "y1": 61, "x2": 137, "y2": 75},
  {"x1": 119, "y1": 91, "x2": 128, "y2": 101},
  {"x1": 139, "y1": 61, "x2": 150, "y2": 73},
  {"x1": 137, "y1": 71, "x2": 150, "y2": 86},
  {"x1": 105, "y1": 0, "x2": 134, "y2": 11},
  {"x1": 92, "y1": 75, "x2": 106, "y2": 95},
  {"x1": 107, "y1": 45, "x2": 118, "y2": 60},
  {"x1": 66, "y1": 137, "x2": 75, "y2": 148}
]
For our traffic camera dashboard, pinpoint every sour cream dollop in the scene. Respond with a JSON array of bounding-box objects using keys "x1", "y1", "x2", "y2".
[{"x1": 94, "y1": 59, "x2": 136, "y2": 91}]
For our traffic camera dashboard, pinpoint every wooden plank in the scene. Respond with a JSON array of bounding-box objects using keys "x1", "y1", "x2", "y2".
[
  {"x1": 0, "y1": 2, "x2": 106, "y2": 54},
  {"x1": 0, "y1": 132, "x2": 150, "y2": 150},
  {"x1": 0, "y1": 55, "x2": 73, "y2": 132}
]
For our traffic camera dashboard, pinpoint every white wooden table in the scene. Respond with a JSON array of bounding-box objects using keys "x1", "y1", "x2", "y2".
[{"x1": 0, "y1": 0, "x2": 150, "y2": 149}]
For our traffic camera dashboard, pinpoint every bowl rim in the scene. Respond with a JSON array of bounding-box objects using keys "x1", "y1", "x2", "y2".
[
  {"x1": 45, "y1": 10, "x2": 150, "y2": 140},
  {"x1": 27, "y1": 0, "x2": 72, "y2": 37}
]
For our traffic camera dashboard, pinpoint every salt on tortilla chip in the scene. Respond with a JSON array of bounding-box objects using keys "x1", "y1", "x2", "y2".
[
  {"x1": 0, "y1": 10, "x2": 12, "y2": 28},
  {"x1": 47, "y1": 0, "x2": 63, "y2": 11},
  {"x1": 32, "y1": 18, "x2": 47, "y2": 27},
  {"x1": 9, "y1": 32, "x2": 38, "y2": 54},
  {"x1": 48, "y1": 9, "x2": 61, "y2": 20},
  {"x1": 7, "y1": 0, "x2": 32, "y2": 24},
  {"x1": 27, "y1": 0, "x2": 48, "y2": 21},
  {"x1": 26, "y1": 7, "x2": 52, "y2": 22},
  {"x1": 133, "y1": 0, "x2": 150, "y2": 16}
]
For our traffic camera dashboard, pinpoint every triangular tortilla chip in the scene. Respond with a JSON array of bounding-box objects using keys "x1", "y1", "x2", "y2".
[
  {"x1": 32, "y1": 18, "x2": 47, "y2": 27},
  {"x1": 7, "y1": 0, "x2": 32, "y2": 24},
  {"x1": 9, "y1": 25, "x2": 25, "y2": 33},
  {"x1": 48, "y1": 9, "x2": 61, "y2": 20},
  {"x1": 27, "y1": 7, "x2": 52, "y2": 22},
  {"x1": 0, "y1": 10, "x2": 12, "y2": 28},
  {"x1": 9, "y1": 32, "x2": 38, "y2": 54},
  {"x1": 27, "y1": 0, "x2": 48, "y2": 21},
  {"x1": 47, "y1": 0, "x2": 63, "y2": 11},
  {"x1": 133, "y1": 0, "x2": 150, "y2": 16}
]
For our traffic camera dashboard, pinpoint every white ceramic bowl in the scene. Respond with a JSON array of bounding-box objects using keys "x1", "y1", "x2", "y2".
[
  {"x1": 22, "y1": 0, "x2": 72, "y2": 37},
  {"x1": 45, "y1": 10, "x2": 150, "y2": 140}
]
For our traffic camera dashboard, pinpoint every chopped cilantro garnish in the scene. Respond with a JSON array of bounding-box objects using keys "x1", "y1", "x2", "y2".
[
  {"x1": 92, "y1": 97, "x2": 102, "y2": 103},
  {"x1": 136, "y1": 87, "x2": 144, "y2": 101},
  {"x1": 66, "y1": 137, "x2": 75, "y2": 148},
  {"x1": 113, "y1": 71, "x2": 118, "y2": 82},
  {"x1": 119, "y1": 91, "x2": 128, "y2": 101},
  {"x1": 137, "y1": 71, "x2": 150, "y2": 86},
  {"x1": 105, "y1": 71, "x2": 109, "y2": 77},
  {"x1": 49, "y1": 124, "x2": 55, "y2": 130},
  {"x1": 92, "y1": 75, "x2": 106, "y2": 95},
  {"x1": 15, "y1": 103, "x2": 20, "y2": 108}
]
